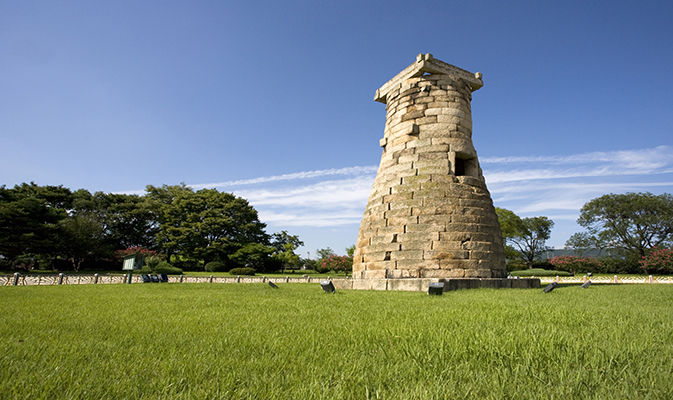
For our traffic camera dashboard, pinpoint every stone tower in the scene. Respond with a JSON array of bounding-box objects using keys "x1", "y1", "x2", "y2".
[{"x1": 353, "y1": 54, "x2": 506, "y2": 282}]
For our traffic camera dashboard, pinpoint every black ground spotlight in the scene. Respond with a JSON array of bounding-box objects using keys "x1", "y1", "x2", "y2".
[
  {"x1": 428, "y1": 282, "x2": 444, "y2": 295},
  {"x1": 580, "y1": 281, "x2": 591, "y2": 289},
  {"x1": 268, "y1": 281, "x2": 279, "y2": 289},
  {"x1": 321, "y1": 280, "x2": 335, "y2": 293},
  {"x1": 543, "y1": 282, "x2": 557, "y2": 293}
]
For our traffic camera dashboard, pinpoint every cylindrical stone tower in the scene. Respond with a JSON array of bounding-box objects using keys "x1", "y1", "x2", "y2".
[{"x1": 353, "y1": 53, "x2": 506, "y2": 281}]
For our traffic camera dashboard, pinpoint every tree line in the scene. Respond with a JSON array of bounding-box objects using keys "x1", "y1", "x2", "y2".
[
  {"x1": 496, "y1": 192, "x2": 673, "y2": 274},
  {"x1": 0, "y1": 182, "x2": 308, "y2": 273},
  {"x1": 3, "y1": 182, "x2": 670, "y2": 275}
]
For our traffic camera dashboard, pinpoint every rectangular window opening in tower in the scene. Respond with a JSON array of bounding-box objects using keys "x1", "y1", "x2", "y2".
[
  {"x1": 455, "y1": 156, "x2": 477, "y2": 177},
  {"x1": 455, "y1": 158, "x2": 466, "y2": 176}
]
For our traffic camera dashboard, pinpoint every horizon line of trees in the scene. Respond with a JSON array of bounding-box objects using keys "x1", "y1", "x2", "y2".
[
  {"x1": 496, "y1": 191, "x2": 673, "y2": 274},
  {"x1": 0, "y1": 182, "x2": 314, "y2": 273},
  {"x1": 3, "y1": 181, "x2": 670, "y2": 275}
]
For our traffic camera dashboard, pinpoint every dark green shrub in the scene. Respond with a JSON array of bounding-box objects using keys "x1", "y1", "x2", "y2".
[
  {"x1": 154, "y1": 261, "x2": 183, "y2": 275},
  {"x1": 144, "y1": 255, "x2": 163, "y2": 270},
  {"x1": 598, "y1": 256, "x2": 642, "y2": 274},
  {"x1": 205, "y1": 261, "x2": 228, "y2": 272},
  {"x1": 532, "y1": 259, "x2": 553, "y2": 270},
  {"x1": 506, "y1": 261, "x2": 527, "y2": 272},
  {"x1": 140, "y1": 265, "x2": 153, "y2": 274},
  {"x1": 172, "y1": 259, "x2": 202, "y2": 271},
  {"x1": 229, "y1": 267, "x2": 256, "y2": 276}
]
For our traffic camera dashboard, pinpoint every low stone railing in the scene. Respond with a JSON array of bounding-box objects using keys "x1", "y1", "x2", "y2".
[
  {"x1": 0, "y1": 273, "x2": 329, "y2": 286},
  {"x1": 2, "y1": 273, "x2": 671, "y2": 287},
  {"x1": 537, "y1": 275, "x2": 673, "y2": 284}
]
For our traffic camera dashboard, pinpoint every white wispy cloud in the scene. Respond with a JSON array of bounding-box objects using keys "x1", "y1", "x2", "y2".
[
  {"x1": 115, "y1": 146, "x2": 672, "y2": 249},
  {"x1": 481, "y1": 145, "x2": 672, "y2": 166},
  {"x1": 483, "y1": 145, "x2": 673, "y2": 184},
  {"x1": 123, "y1": 147, "x2": 672, "y2": 239},
  {"x1": 257, "y1": 210, "x2": 365, "y2": 227},
  {"x1": 182, "y1": 146, "x2": 673, "y2": 230},
  {"x1": 233, "y1": 176, "x2": 373, "y2": 209},
  {"x1": 189, "y1": 166, "x2": 378, "y2": 190}
]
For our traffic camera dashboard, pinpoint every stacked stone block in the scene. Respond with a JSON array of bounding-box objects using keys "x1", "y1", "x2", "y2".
[{"x1": 353, "y1": 54, "x2": 507, "y2": 281}]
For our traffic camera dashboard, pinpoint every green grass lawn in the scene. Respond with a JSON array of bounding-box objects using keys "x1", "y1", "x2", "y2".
[{"x1": 1, "y1": 283, "x2": 672, "y2": 399}]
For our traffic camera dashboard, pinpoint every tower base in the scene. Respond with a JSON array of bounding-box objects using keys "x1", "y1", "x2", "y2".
[{"x1": 332, "y1": 278, "x2": 541, "y2": 292}]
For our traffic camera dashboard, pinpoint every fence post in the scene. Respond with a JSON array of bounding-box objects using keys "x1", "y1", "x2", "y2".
[
  {"x1": 263, "y1": 276, "x2": 266, "y2": 282},
  {"x1": 127, "y1": 273, "x2": 132, "y2": 284},
  {"x1": 58, "y1": 273, "x2": 64, "y2": 285},
  {"x1": 649, "y1": 275, "x2": 653, "y2": 283},
  {"x1": 237, "y1": 276, "x2": 241, "y2": 283},
  {"x1": 614, "y1": 275, "x2": 618, "y2": 284},
  {"x1": 209, "y1": 275, "x2": 213, "y2": 283},
  {"x1": 179, "y1": 275, "x2": 184, "y2": 283},
  {"x1": 308, "y1": 277, "x2": 311, "y2": 283},
  {"x1": 94, "y1": 274, "x2": 99, "y2": 284},
  {"x1": 286, "y1": 276, "x2": 289, "y2": 283},
  {"x1": 13, "y1": 272, "x2": 20, "y2": 286}
]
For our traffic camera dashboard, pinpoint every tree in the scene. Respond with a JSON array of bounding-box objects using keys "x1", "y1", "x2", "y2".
[
  {"x1": 145, "y1": 184, "x2": 194, "y2": 262},
  {"x1": 147, "y1": 185, "x2": 269, "y2": 265},
  {"x1": 564, "y1": 232, "x2": 609, "y2": 256},
  {"x1": 495, "y1": 208, "x2": 554, "y2": 268},
  {"x1": 58, "y1": 214, "x2": 109, "y2": 271},
  {"x1": 229, "y1": 243, "x2": 277, "y2": 271},
  {"x1": 73, "y1": 190, "x2": 158, "y2": 251},
  {"x1": 270, "y1": 231, "x2": 304, "y2": 271},
  {"x1": 316, "y1": 247, "x2": 336, "y2": 260},
  {"x1": 569, "y1": 192, "x2": 673, "y2": 259},
  {"x1": 0, "y1": 183, "x2": 72, "y2": 264}
]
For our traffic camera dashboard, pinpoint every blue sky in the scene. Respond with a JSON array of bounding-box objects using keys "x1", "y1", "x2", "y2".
[{"x1": 2, "y1": 0, "x2": 672, "y2": 257}]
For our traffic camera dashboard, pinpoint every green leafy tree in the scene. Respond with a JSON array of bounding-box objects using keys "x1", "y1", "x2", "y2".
[
  {"x1": 229, "y1": 243, "x2": 276, "y2": 271},
  {"x1": 0, "y1": 183, "x2": 72, "y2": 264},
  {"x1": 495, "y1": 208, "x2": 554, "y2": 268},
  {"x1": 564, "y1": 232, "x2": 609, "y2": 256},
  {"x1": 569, "y1": 192, "x2": 673, "y2": 258},
  {"x1": 147, "y1": 185, "x2": 269, "y2": 266},
  {"x1": 58, "y1": 214, "x2": 109, "y2": 271},
  {"x1": 316, "y1": 247, "x2": 336, "y2": 260},
  {"x1": 144, "y1": 184, "x2": 194, "y2": 261},
  {"x1": 73, "y1": 190, "x2": 158, "y2": 251},
  {"x1": 271, "y1": 231, "x2": 304, "y2": 271}
]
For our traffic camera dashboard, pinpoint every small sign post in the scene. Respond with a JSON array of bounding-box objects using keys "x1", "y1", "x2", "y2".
[{"x1": 122, "y1": 254, "x2": 144, "y2": 284}]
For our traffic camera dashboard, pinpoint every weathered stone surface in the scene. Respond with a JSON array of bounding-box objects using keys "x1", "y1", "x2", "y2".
[{"x1": 353, "y1": 54, "x2": 506, "y2": 284}]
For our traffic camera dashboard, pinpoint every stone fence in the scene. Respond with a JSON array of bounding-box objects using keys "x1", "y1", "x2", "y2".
[
  {"x1": 0, "y1": 273, "x2": 327, "y2": 286},
  {"x1": 1, "y1": 273, "x2": 671, "y2": 287},
  {"x1": 537, "y1": 275, "x2": 673, "y2": 284}
]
